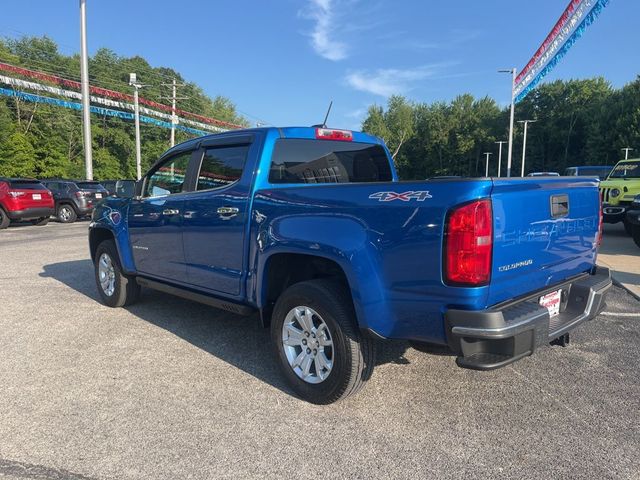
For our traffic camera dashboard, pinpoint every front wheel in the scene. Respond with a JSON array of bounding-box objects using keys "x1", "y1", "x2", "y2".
[
  {"x1": 632, "y1": 224, "x2": 640, "y2": 249},
  {"x1": 271, "y1": 279, "x2": 375, "y2": 404},
  {"x1": 94, "y1": 240, "x2": 140, "y2": 307}
]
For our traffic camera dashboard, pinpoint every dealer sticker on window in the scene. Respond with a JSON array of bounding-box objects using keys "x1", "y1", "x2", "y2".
[{"x1": 539, "y1": 289, "x2": 562, "y2": 318}]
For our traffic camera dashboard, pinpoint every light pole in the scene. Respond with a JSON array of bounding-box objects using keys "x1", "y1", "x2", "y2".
[
  {"x1": 483, "y1": 152, "x2": 493, "y2": 177},
  {"x1": 518, "y1": 119, "x2": 537, "y2": 177},
  {"x1": 79, "y1": 0, "x2": 92, "y2": 180},
  {"x1": 622, "y1": 147, "x2": 633, "y2": 160},
  {"x1": 129, "y1": 73, "x2": 143, "y2": 180},
  {"x1": 495, "y1": 140, "x2": 507, "y2": 178},
  {"x1": 499, "y1": 68, "x2": 516, "y2": 177}
]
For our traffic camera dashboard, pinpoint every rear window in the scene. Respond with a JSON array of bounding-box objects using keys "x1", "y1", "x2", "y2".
[
  {"x1": 269, "y1": 139, "x2": 393, "y2": 184},
  {"x1": 9, "y1": 180, "x2": 47, "y2": 190},
  {"x1": 76, "y1": 182, "x2": 105, "y2": 190}
]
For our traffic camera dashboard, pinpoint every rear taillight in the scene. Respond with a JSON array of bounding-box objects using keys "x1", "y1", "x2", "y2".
[
  {"x1": 315, "y1": 128, "x2": 353, "y2": 141},
  {"x1": 444, "y1": 199, "x2": 493, "y2": 286},
  {"x1": 597, "y1": 193, "x2": 603, "y2": 247},
  {"x1": 8, "y1": 191, "x2": 26, "y2": 198}
]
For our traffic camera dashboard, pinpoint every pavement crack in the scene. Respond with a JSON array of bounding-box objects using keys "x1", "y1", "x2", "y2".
[{"x1": 0, "y1": 458, "x2": 101, "y2": 480}]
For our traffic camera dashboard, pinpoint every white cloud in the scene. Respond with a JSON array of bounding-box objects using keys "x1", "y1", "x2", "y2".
[
  {"x1": 304, "y1": 0, "x2": 348, "y2": 61},
  {"x1": 345, "y1": 64, "x2": 453, "y2": 97}
]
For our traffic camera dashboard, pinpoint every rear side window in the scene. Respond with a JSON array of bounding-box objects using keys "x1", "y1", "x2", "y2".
[
  {"x1": 196, "y1": 146, "x2": 249, "y2": 191},
  {"x1": 269, "y1": 139, "x2": 393, "y2": 184},
  {"x1": 9, "y1": 180, "x2": 47, "y2": 190}
]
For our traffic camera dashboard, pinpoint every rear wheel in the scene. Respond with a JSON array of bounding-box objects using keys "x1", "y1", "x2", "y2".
[
  {"x1": 0, "y1": 209, "x2": 9, "y2": 229},
  {"x1": 57, "y1": 204, "x2": 77, "y2": 223},
  {"x1": 271, "y1": 279, "x2": 375, "y2": 404},
  {"x1": 94, "y1": 240, "x2": 140, "y2": 307},
  {"x1": 31, "y1": 217, "x2": 50, "y2": 226},
  {"x1": 632, "y1": 224, "x2": 640, "y2": 249}
]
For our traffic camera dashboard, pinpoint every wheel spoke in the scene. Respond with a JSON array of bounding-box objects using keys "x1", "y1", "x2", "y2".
[
  {"x1": 317, "y1": 324, "x2": 333, "y2": 347},
  {"x1": 295, "y1": 307, "x2": 313, "y2": 332},
  {"x1": 301, "y1": 353, "x2": 313, "y2": 378},
  {"x1": 283, "y1": 324, "x2": 304, "y2": 346},
  {"x1": 291, "y1": 350, "x2": 305, "y2": 369}
]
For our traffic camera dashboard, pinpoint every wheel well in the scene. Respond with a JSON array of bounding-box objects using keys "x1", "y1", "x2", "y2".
[
  {"x1": 89, "y1": 228, "x2": 115, "y2": 262},
  {"x1": 261, "y1": 253, "x2": 350, "y2": 327}
]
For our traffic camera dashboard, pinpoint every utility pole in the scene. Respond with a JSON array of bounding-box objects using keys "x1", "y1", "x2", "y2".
[
  {"x1": 622, "y1": 147, "x2": 633, "y2": 160},
  {"x1": 129, "y1": 73, "x2": 143, "y2": 180},
  {"x1": 161, "y1": 78, "x2": 187, "y2": 147},
  {"x1": 518, "y1": 119, "x2": 537, "y2": 177},
  {"x1": 495, "y1": 141, "x2": 507, "y2": 178},
  {"x1": 483, "y1": 152, "x2": 493, "y2": 177},
  {"x1": 499, "y1": 68, "x2": 516, "y2": 177},
  {"x1": 79, "y1": 0, "x2": 92, "y2": 180}
]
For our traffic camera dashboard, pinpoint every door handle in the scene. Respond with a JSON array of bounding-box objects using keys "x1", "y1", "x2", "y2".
[
  {"x1": 217, "y1": 206, "x2": 239, "y2": 219},
  {"x1": 162, "y1": 208, "x2": 180, "y2": 216}
]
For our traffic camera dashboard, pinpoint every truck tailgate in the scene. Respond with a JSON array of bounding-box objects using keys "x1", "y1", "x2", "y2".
[{"x1": 487, "y1": 177, "x2": 600, "y2": 307}]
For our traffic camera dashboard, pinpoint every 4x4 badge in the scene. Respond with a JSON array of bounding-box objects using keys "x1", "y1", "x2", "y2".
[{"x1": 369, "y1": 191, "x2": 432, "y2": 202}]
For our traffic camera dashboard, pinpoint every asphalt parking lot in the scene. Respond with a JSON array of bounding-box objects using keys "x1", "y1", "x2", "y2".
[{"x1": 1, "y1": 222, "x2": 639, "y2": 480}]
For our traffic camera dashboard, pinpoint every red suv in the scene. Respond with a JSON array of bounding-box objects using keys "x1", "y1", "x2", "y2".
[{"x1": 0, "y1": 178, "x2": 55, "y2": 229}]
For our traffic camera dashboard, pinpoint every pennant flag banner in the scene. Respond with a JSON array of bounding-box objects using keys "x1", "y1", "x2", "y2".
[
  {"x1": 0, "y1": 61, "x2": 244, "y2": 129},
  {"x1": 514, "y1": 0, "x2": 610, "y2": 103},
  {"x1": 0, "y1": 74, "x2": 226, "y2": 133},
  {"x1": 0, "y1": 86, "x2": 212, "y2": 137}
]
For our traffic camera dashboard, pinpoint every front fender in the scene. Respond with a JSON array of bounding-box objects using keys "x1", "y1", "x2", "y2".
[{"x1": 89, "y1": 199, "x2": 136, "y2": 274}]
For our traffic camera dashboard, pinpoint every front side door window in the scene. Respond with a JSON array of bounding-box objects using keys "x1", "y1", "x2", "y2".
[{"x1": 145, "y1": 151, "x2": 192, "y2": 197}]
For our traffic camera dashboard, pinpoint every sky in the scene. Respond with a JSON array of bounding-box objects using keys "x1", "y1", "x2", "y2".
[{"x1": 1, "y1": 0, "x2": 638, "y2": 130}]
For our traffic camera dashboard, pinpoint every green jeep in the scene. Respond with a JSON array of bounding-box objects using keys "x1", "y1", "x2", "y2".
[{"x1": 600, "y1": 158, "x2": 640, "y2": 234}]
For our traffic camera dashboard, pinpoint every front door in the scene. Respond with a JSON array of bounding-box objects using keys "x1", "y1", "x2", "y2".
[
  {"x1": 182, "y1": 142, "x2": 252, "y2": 296},
  {"x1": 128, "y1": 150, "x2": 193, "y2": 282}
]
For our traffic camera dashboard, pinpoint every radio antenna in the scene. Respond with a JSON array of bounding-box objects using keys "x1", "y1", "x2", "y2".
[{"x1": 322, "y1": 101, "x2": 333, "y2": 127}]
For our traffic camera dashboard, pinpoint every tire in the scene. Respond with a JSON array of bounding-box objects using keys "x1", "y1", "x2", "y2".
[
  {"x1": 57, "y1": 204, "x2": 77, "y2": 223},
  {"x1": 94, "y1": 240, "x2": 140, "y2": 308},
  {"x1": 271, "y1": 279, "x2": 375, "y2": 404},
  {"x1": 623, "y1": 219, "x2": 632, "y2": 236},
  {"x1": 31, "y1": 217, "x2": 50, "y2": 226},
  {"x1": 0, "y1": 208, "x2": 9, "y2": 229},
  {"x1": 632, "y1": 224, "x2": 640, "y2": 249}
]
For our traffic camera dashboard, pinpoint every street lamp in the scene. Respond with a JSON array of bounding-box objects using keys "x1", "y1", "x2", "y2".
[
  {"x1": 79, "y1": 0, "x2": 92, "y2": 180},
  {"x1": 129, "y1": 73, "x2": 144, "y2": 180},
  {"x1": 483, "y1": 152, "x2": 493, "y2": 177},
  {"x1": 622, "y1": 147, "x2": 633, "y2": 160},
  {"x1": 495, "y1": 141, "x2": 507, "y2": 178},
  {"x1": 499, "y1": 68, "x2": 516, "y2": 177},
  {"x1": 517, "y1": 119, "x2": 537, "y2": 177}
]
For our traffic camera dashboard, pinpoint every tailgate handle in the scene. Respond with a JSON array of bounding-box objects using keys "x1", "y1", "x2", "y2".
[{"x1": 550, "y1": 194, "x2": 569, "y2": 218}]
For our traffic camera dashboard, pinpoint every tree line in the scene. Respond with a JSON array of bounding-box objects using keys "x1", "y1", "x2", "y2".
[
  {"x1": 0, "y1": 36, "x2": 248, "y2": 180},
  {"x1": 362, "y1": 76, "x2": 640, "y2": 179}
]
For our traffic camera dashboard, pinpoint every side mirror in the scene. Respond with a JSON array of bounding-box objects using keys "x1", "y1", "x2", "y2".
[{"x1": 114, "y1": 179, "x2": 136, "y2": 198}]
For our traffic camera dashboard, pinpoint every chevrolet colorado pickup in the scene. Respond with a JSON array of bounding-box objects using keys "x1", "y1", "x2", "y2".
[{"x1": 89, "y1": 127, "x2": 612, "y2": 404}]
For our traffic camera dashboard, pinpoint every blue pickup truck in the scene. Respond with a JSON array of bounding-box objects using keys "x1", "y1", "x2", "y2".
[{"x1": 89, "y1": 126, "x2": 612, "y2": 404}]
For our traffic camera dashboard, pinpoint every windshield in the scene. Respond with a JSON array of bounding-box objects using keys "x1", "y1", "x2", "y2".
[{"x1": 608, "y1": 161, "x2": 640, "y2": 179}]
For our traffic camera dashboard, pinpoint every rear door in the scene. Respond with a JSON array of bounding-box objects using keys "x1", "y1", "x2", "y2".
[
  {"x1": 487, "y1": 177, "x2": 600, "y2": 306},
  {"x1": 128, "y1": 149, "x2": 194, "y2": 282},
  {"x1": 181, "y1": 135, "x2": 256, "y2": 296}
]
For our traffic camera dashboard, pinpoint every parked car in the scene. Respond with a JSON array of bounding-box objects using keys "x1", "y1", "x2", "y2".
[
  {"x1": 626, "y1": 194, "x2": 640, "y2": 248},
  {"x1": 564, "y1": 165, "x2": 612, "y2": 180},
  {"x1": 599, "y1": 158, "x2": 640, "y2": 234},
  {"x1": 41, "y1": 179, "x2": 108, "y2": 223},
  {"x1": 89, "y1": 126, "x2": 611, "y2": 404},
  {"x1": 0, "y1": 178, "x2": 55, "y2": 229},
  {"x1": 527, "y1": 172, "x2": 560, "y2": 176},
  {"x1": 100, "y1": 179, "x2": 136, "y2": 198}
]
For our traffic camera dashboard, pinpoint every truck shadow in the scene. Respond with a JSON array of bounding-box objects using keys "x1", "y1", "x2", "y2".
[{"x1": 40, "y1": 260, "x2": 429, "y2": 397}]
